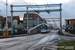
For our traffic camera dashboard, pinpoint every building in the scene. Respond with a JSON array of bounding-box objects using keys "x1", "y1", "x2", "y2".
[
  {"x1": 3, "y1": 17, "x2": 6, "y2": 28},
  {"x1": 17, "y1": 20, "x2": 23, "y2": 29},
  {"x1": 13, "y1": 16, "x2": 20, "y2": 28},
  {"x1": 0, "y1": 16, "x2": 20, "y2": 32},
  {"x1": 7, "y1": 16, "x2": 20, "y2": 28},
  {"x1": 65, "y1": 19, "x2": 75, "y2": 26},
  {"x1": 0, "y1": 16, "x2": 3, "y2": 28},
  {"x1": 7, "y1": 16, "x2": 11, "y2": 22},
  {"x1": 19, "y1": 20, "x2": 23, "y2": 24},
  {"x1": 3, "y1": 17, "x2": 6, "y2": 22},
  {"x1": 0, "y1": 16, "x2": 3, "y2": 21},
  {"x1": 23, "y1": 13, "x2": 43, "y2": 30}
]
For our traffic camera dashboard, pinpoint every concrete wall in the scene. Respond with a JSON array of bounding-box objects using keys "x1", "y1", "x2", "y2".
[{"x1": 28, "y1": 24, "x2": 41, "y2": 34}]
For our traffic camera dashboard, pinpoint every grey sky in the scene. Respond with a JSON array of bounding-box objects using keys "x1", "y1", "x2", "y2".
[{"x1": 0, "y1": 0, "x2": 75, "y2": 26}]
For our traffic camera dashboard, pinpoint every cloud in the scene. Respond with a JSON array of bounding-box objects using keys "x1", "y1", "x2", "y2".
[
  {"x1": 2, "y1": 0, "x2": 20, "y2": 4},
  {"x1": 0, "y1": 0, "x2": 75, "y2": 26},
  {"x1": 49, "y1": 0, "x2": 69, "y2": 4}
]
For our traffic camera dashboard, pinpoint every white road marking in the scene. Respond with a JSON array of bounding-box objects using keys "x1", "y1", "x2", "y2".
[
  {"x1": 45, "y1": 47, "x2": 57, "y2": 50},
  {"x1": 28, "y1": 44, "x2": 44, "y2": 50},
  {"x1": 46, "y1": 40, "x2": 58, "y2": 45},
  {"x1": 28, "y1": 40, "x2": 58, "y2": 50},
  {"x1": 58, "y1": 38, "x2": 61, "y2": 40}
]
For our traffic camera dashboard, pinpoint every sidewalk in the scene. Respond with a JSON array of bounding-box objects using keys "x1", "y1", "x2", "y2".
[
  {"x1": 0, "y1": 32, "x2": 41, "y2": 38},
  {"x1": 62, "y1": 30, "x2": 75, "y2": 37},
  {"x1": 0, "y1": 34, "x2": 28, "y2": 38}
]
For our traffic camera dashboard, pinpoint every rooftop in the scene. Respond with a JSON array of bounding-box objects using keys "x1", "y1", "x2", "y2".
[{"x1": 65, "y1": 19, "x2": 75, "y2": 20}]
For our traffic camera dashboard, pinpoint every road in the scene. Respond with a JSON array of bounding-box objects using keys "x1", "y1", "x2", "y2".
[{"x1": 0, "y1": 30, "x2": 75, "y2": 50}]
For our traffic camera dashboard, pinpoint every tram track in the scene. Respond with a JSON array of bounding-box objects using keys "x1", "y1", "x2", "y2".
[{"x1": 28, "y1": 34, "x2": 59, "y2": 50}]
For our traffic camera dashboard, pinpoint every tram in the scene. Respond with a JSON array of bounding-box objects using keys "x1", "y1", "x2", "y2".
[{"x1": 41, "y1": 23, "x2": 51, "y2": 33}]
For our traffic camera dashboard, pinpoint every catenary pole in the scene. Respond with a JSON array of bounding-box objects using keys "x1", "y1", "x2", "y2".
[
  {"x1": 6, "y1": 0, "x2": 8, "y2": 28},
  {"x1": 27, "y1": 7, "x2": 29, "y2": 34},
  {"x1": 11, "y1": 5, "x2": 13, "y2": 34},
  {"x1": 60, "y1": 4, "x2": 62, "y2": 31}
]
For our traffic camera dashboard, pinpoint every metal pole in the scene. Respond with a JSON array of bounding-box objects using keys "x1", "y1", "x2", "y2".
[
  {"x1": 6, "y1": 0, "x2": 8, "y2": 28},
  {"x1": 11, "y1": 5, "x2": 13, "y2": 34},
  {"x1": 60, "y1": 4, "x2": 62, "y2": 31},
  {"x1": 33, "y1": 14, "x2": 35, "y2": 27},
  {"x1": 27, "y1": 7, "x2": 28, "y2": 34},
  {"x1": 0, "y1": 10, "x2": 1, "y2": 16}
]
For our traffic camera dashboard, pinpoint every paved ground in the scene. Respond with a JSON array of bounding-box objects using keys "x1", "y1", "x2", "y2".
[
  {"x1": 0, "y1": 30, "x2": 75, "y2": 50},
  {"x1": 62, "y1": 30, "x2": 75, "y2": 37}
]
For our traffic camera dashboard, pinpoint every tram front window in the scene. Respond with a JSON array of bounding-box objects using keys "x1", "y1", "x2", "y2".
[{"x1": 41, "y1": 26, "x2": 46, "y2": 30}]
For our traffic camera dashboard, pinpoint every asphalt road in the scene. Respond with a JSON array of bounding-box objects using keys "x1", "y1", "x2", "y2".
[{"x1": 0, "y1": 30, "x2": 75, "y2": 50}]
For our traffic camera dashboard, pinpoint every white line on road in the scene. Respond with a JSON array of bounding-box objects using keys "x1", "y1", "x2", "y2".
[
  {"x1": 28, "y1": 39, "x2": 59, "y2": 50},
  {"x1": 42, "y1": 35, "x2": 52, "y2": 50},
  {"x1": 28, "y1": 35, "x2": 60, "y2": 50}
]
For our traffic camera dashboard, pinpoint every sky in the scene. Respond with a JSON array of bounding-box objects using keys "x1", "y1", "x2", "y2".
[{"x1": 0, "y1": 0, "x2": 75, "y2": 27}]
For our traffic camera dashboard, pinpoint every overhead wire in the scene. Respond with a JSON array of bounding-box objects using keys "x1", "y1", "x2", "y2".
[
  {"x1": 23, "y1": 0, "x2": 59, "y2": 26},
  {"x1": 43, "y1": 0, "x2": 51, "y2": 18},
  {"x1": 30, "y1": 0, "x2": 45, "y2": 23},
  {"x1": 43, "y1": 0, "x2": 50, "y2": 22},
  {"x1": 46, "y1": 0, "x2": 58, "y2": 26},
  {"x1": 45, "y1": 0, "x2": 52, "y2": 19},
  {"x1": 23, "y1": 0, "x2": 50, "y2": 19},
  {"x1": 23, "y1": 0, "x2": 34, "y2": 10},
  {"x1": 31, "y1": 0, "x2": 45, "y2": 18},
  {"x1": 32, "y1": 0, "x2": 37, "y2": 5},
  {"x1": 23, "y1": 0, "x2": 39, "y2": 14},
  {"x1": 46, "y1": 0, "x2": 55, "y2": 23},
  {"x1": 43, "y1": 0, "x2": 48, "y2": 10},
  {"x1": 46, "y1": 0, "x2": 48, "y2": 4}
]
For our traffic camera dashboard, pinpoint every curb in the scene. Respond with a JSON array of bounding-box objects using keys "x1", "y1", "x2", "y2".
[
  {"x1": 0, "y1": 34, "x2": 28, "y2": 39},
  {"x1": 58, "y1": 31, "x2": 75, "y2": 37},
  {"x1": 0, "y1": 33, "x2": 41, "y2": 39},
  {"x1": 62, "y1": 34, "x2": 75, "y2": 37}
]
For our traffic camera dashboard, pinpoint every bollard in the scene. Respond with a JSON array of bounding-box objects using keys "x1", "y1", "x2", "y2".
[
  {"x1": 68, "y1": 31, "x2": 69, "y2": 35},
  {"x1": 68, "y1": 29, "x2": 69, "y2": 35},
  {"x1": 4, "y1": 33, "x2": 5, "y2": 36},
  {"x1": 4, "y1": 28, "x2": 8, "y2": 36},
  {"x1": 68, "y1": 26, "x2": 69, "y2": 35}
]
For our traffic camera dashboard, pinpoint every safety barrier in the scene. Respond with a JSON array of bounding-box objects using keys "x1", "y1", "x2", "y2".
[{"x1": 28, "y1": 24, "x2": 41, "y2": 34}]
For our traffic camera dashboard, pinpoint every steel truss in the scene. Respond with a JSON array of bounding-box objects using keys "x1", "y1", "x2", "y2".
[{"x1": 10, "y1": 4, "x2": 62, "y2": 34}]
